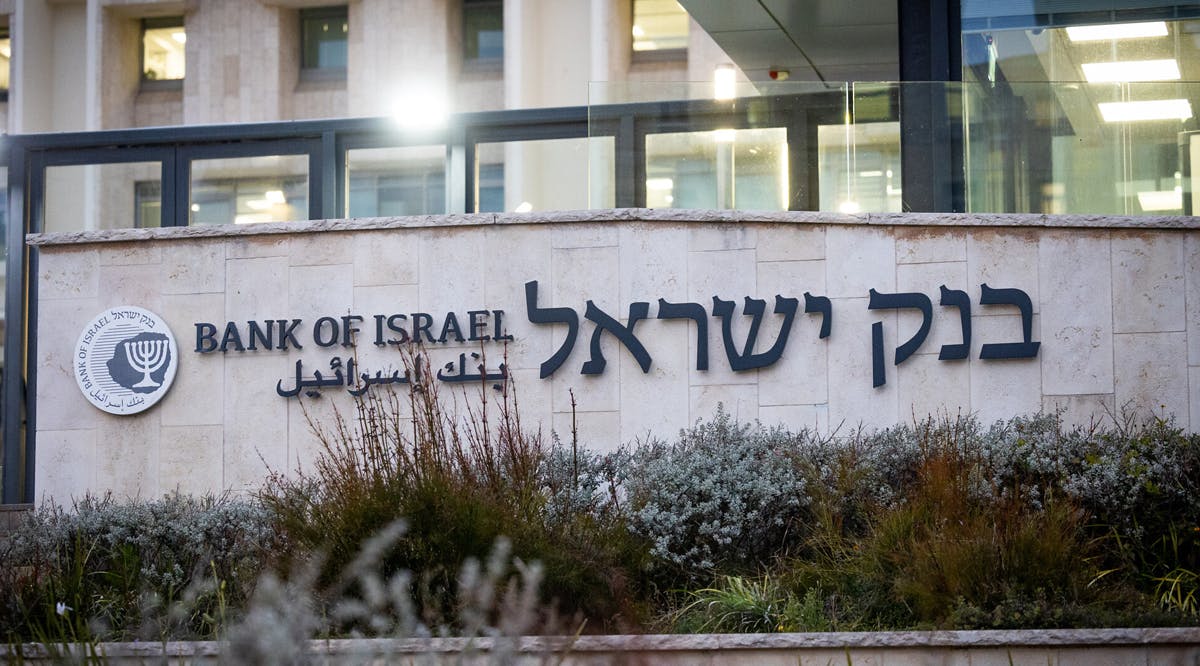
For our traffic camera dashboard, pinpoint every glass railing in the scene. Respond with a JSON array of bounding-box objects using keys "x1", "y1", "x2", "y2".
[{"x1": 590, "y1": 81, "x2": 1200, "y2": 215}]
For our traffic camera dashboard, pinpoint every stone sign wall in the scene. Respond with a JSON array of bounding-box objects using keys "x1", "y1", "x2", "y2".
[{"x1": 29, "y1": 210, "x2": 1200, "y2": 502}]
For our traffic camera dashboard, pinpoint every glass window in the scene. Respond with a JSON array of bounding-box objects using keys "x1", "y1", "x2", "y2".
[
  {"x1": 141, "y1": 17, "x2": 185, "y2": 83},
  {"x1": 0, "y1": 27, "x2": 10, "y2": 99},
  {"x1": 301, "y1": 6, "x2": 348, "y2": 72},
  {"x1": 645, "y1": 128, "x2": 789, "y2": 211},
  {"x1": 347, "y1": 146, "x2": 446, "y2": 217},
  {"x1": 190, "y1": 155, "x2": 309, "y2": 225},
  {"x1": 961, "y1": 8, "x2": 1200, "y2": 214},
  {"x1": 464, "y1": 0, "x2": 503, "y2": 62},
  {"x1": 633, "y1": 0, "x2": 688, "y2": 55}
]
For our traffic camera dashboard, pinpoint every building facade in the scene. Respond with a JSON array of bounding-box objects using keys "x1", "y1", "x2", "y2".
[{"x1": 3, "y1": 0, "x2": 1200, "y2": 503}]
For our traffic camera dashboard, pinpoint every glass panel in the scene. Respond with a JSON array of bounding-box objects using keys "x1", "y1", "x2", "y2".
[
  {"x1": 135, "y1": 181, "x2": 162, "y2": 228},
  {"x1": 633, "y1": 0, "x2": 689, "y2": 52},
  {"x1": 142, "y1": 18, "x2": 185, "y2": 81},
  {"x1": 818, "y1": 122, "x2": 902, "y2": 214},
  {"x1": 594, "y1": 79, "x2": 1199, "y2": 215},
  {"x1": 646, "y1": 128, "x2": 789, "y2": 211},
  {"x1": 474, "y1": 137, "x2": 612, "y2": 212},
  {"x1": 190, "y1": 156, "x2": 308, "y2": 225},
  {"x1": 347, "y1": 145, "x2": 446, "y2": 217},
  {"x1": 301, "y1": 7, "x2": 348, "y2": 70},
  {"x1": 45, "y1": 162, "x2": 162, "y2": 233},
  {"x1": 464, "y1": 0, "x2": 503, "y2": 61}
]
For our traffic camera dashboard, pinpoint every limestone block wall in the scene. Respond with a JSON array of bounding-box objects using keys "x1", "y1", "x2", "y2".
[{"x1": 28, "y1": 211, "x2": 1200, "y2": 504}]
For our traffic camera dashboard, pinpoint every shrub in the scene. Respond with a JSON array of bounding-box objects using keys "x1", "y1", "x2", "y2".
[
  {"x1": 0, "y1": 492, "x2": 276, "y2": 642},
  {"x1": 262, "y1": 350, "x2": 652, "y2": 632},
  {"x1": 626, "y1": 407, "x2": 810, "y2": 580}
]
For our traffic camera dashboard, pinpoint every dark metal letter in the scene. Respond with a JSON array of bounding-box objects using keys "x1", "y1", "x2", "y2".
[
  {"x1": 581, "y1": 301, "x2": 651, "y2": 375},
  {"x1": 524, "y1": 280, "x2": 579, "y2": 378},
  {"x1": 978, "y1": 283, "x2": 1040, "y2": 359},
  {"x1": 803, "y1": 292, "x2": 832, "y2": 339},
  {"x1": 656, "y1": 299, "x2": 709, "y2": 371},
  {"x1": 867, "y1": 288, "x2": 933, "y2": 386},
  {"x1": 938, "y1": 285, "x2": 971, "y2": 360},
  {"x1": 711, "y1": 295, "x2": 799, "y2": 371}
]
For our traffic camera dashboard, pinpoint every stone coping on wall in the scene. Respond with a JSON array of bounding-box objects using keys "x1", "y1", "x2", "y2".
[
  {"x1": 26, "y1": 209, "x2": 1200, "y2": 247},
  {"x1": 3, "y1": 628, "x2": 1199, "y2": 659}
]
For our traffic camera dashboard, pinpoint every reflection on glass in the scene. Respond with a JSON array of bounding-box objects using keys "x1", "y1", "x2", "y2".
[
  {"x1": 633, "y1": 0, "x2": 688, "y2": 52},
  {"x1": 818, "y1": 122, "x2": 901, "y2": 214},
  {"x1": 478, "y1": 137, "x2": 612, "y2": 212},
  {"x1": 46, "y1": 163, "x2": 162, "y2": 232},
  {"x1": 347, "y1": 146, "x2": 445, "y2": 217},
  {"x1": 646, "y1": 128, "x2": 788, "y2": 211},
  {"x1": 142, "y1": 18, "x2": 185, "y2": 81},
  {"x1": 190, "y1": 156, "x2": 308, "y2": 225}
]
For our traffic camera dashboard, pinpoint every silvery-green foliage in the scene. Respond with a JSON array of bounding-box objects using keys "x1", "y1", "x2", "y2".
[
  {"x1": 4, "y1": 493, "x2": 274, "y2": 595},
  {"x1": 540, "y1": 438, "x2": 629, "y2": 527},
  {"x1": 627, "y1": 407, "x2": 809, "y2": 575}
]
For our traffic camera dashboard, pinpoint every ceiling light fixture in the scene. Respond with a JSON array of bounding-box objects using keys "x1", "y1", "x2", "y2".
[
  {"x1": 1066, "y1": 21, "x2": 1167, "y2": 42},
  {"x1": 1098, "y1": 99, "x2": 1192, "y2": 122},
  {"x1": 1082, "y1": 59, "x2": 1180, "y2": 82}
]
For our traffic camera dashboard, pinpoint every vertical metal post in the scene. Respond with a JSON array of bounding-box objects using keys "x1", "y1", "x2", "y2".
[
  {"x1": 318, "y1": 131, "x2": 339, "y2": 219},
  {"x1": 170, "y1": 149, "x2": 190, "y2": 226},
  {"x1": 614, "y1": 114, "x2": 637, "y2": 208},
  {"x1": 897, "y1": 0, "x2": 963, "y2": 212},
  {"x1": 2, "y1": 144, "x2": 27, "y2": 504}
]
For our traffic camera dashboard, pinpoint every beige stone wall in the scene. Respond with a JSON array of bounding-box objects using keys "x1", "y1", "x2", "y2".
[{"x1": 33, "y1": 211, "x2": 1197, "y2": 503}]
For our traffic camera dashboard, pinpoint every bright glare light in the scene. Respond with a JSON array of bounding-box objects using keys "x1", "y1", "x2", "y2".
[
  {"x1": 713, "y1": 64, "x2": 736, "y2": 101},
  {"x1": 838, "y1": 200, "x2": 862, "y2": 214},
  {"x1": 245, "y1": 199, "x2": 272, "y2": 211},
  {"x1": 189, "y1": 203, "x2": 200, "y2": 212},
  {"x1": 859, "y1": 170, "x2": 883, "y2": 178},
  {"x1": 1137, "y1": 190, "x2": 1183, "y2": 211},
  {"x1": 646, "y1": 177, "x2": 674, "y2": 191},
  {"x1": 713, "y1": 128, "x2": 736, "y2": 143},
  {"x1": 1081, "y1": 59, "x2": 1180, "y2": 82},
  {"x1": 264, "y1": 189, "x2": 286, "y2": 204},
  {"x1": 392, "y1": 89, "x2": 448, "y2": 130},
  {"x1": 631, "y1": 24, "x2": 645, "y2": 37},
  {"x1": 1066, "y1": 21, "x2": 1167, "y2": 41},
  {"x1": 234, "y1": 213, "x2": 272, "y2": 224},
  {"x1": 171, "y1": 31, "x2": 187, "y2": 44},
  {"x1": 513, "y1": 201, "x2": 533, "y2": 213},
  {"x1": 1098, "y1": 99, "x2": 1192, "y2": 122}
]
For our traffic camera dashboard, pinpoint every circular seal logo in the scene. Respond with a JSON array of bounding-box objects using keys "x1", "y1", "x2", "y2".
[{"x1": 75, "y1": 306, "x2": 178, "y2": 415}]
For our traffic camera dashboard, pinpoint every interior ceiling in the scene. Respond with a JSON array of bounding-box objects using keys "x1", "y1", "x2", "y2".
[{"x1": 678, "y1": 0, "x2": 900, "y2": 82}]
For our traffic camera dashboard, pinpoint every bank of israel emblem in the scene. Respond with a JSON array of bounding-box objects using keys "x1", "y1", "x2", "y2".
[{"x1": 75, "y1": 306, "x2": 178, "y2": 415}]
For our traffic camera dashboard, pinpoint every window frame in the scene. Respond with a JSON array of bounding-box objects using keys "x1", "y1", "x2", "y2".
[
  {"x1": 139, "y1": 16, "x2": 185, "y2": 92},
  {"x1": 299, "y1": 5, "x2": 349, "y2": 81},
  {"x1": 462, "y1": 0, "x2": 503, "y2": 70}
]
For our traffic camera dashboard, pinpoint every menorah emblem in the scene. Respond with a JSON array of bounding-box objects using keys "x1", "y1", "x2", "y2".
[{"x1": 124, "y1": 338, "x2": 169, "y2": 388}]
